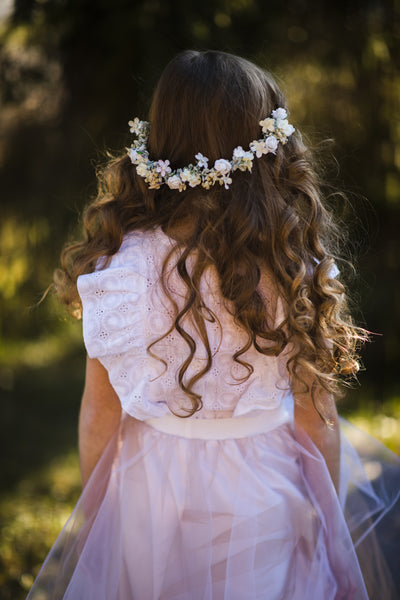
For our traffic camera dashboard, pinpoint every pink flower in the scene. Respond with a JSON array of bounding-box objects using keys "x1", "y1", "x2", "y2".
[{"x1": 156, "y1": 160, "x2": 172, "y2": 177}]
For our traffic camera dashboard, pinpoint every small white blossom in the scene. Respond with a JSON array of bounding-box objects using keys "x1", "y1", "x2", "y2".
[
  {"x1": 233, "y1": 146, "x2": 246, "y2": 158},
  {"x1": 156, "y1": 160, "x2": 171, "y2": 177},
  {"x1": 128, "y1": 117, "x2": 143, "y2": 134},
  {"x1": 214, "y1": 159, "x2": 232, "y2": 174},
  {"x1": 128, "y1": 148, "x2": 139, "y2": 163},
  {"x1": 166, "y1": 175, "x2": 185, "y2": 191},
  {"x1": 180, "y1": 168, "x2": 201, "y2": 187},
  {"x1": 259, "y1": 118, "x2": 275, "y2": 134},
  {"x1": 232, "y1": 146, "x2": 254, "y2": 171},
  {"x1": 276, "y1": 119, "x2": 295, "y2": 137},
  {"x1": 272, "y1": 108, "x2": 287, "y2": 120},
  {"x1": 195, "y1": 153, "x2": 209, "y2": 168},
  {"x1": 136, "y1": 163, "x2": 149, "y2": 177},
  {"x1": 250, "y1": 140, "x2": 269, "y2": 158},
  {"x1": 222, "y1": 175, "x2": 233, "y2": 189},
  {"x1": 188, "y1": 174, "x2": 202, "y2": 187},
  {"x1": 283, "y1": 123, "x2": 295, "y2": 137},
  {"x1": 264, "y1": 136, "x2": 279, "y2": 153},
  {"x1": 180, "y1": 167, "x2": 193, "y2": 182}
]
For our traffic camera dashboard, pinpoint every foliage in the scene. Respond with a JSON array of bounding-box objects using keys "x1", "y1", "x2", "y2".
[{"x1": 0, "y1": 452, "x2": 81, "y2": 600}]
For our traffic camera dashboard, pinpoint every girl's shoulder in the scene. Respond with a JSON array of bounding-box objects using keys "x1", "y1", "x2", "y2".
[
  {"x1": 77, "y1": 227, "x2": 172, "y2": 283},
  {"x1": 77, "y1": 228, "x2": 171, "y2": 305},
  {"x1": 104, "y1": 227, "x2": 172, "y2": 271},
  {"x1": 76, "y1": 230, "x2": 165, "y2": 360},
  {"x1": 103, "y1": 228, "x2": 168, "y2": 271}
]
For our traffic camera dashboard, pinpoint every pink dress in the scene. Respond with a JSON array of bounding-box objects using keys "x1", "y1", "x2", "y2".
[{"x1": 27, "y1": 228, "x2": 400, "y2": 599}]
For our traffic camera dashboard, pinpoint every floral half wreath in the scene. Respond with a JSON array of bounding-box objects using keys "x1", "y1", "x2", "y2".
[{"x1": 127, "y1": 108, "x2": 295, "y2": 191}]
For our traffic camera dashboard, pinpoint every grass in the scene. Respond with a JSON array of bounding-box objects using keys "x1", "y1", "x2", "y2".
[
  {"x1": 339, "y1": 390, "x2": 400, "y2": 454},
  {"x1": 0, "y1": 347, "x2": 84, "y2": 600},
  {"x1": 0, "y1": 350, "x2": 399, "y2": 600},
  {"x1": 0, "y1": 451, "x2": 81, "y2": 599}
]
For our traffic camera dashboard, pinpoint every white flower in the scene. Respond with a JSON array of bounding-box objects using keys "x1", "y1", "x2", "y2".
[
  {"x1": 272, "y1": 108, "x2": 287, "y2": 120},
  {"x1": 188, "y1": 175, "x2": 202, "y2": 187},
  {"x1": 136, "y1": 163, "x2": 149, "y2": 177},
  {"x1": 250, "y1": 140, "x2": 269, "y2": 158},
  {"x1": 232, "y1": 146, "x2": 254, "y2": 171},
  {"x1": 128, "y1": 118, "x2": 143, "y2": 134},
  {"x1": 259, "y1": 118, "x2": 275, "y2": 134},
  {"x1": 180, "y1": 168, "x2": 192, "y2": 182},
  {"x1": 128, "y1": 148, "x2": 139, "y2": 163},
  {"x1": 166, "y1": 175, "x2": 185, "y2": 191},
  {"x1": 195, "y1": 152, "x2": 209, "y2": 168},
  {"x1": 222, "y1": 175, "x2": 233, "y2": 189},
  {"x1": 214, "y1": 159, "x2": 232, "y2": 174},
  {"x1": 156, "y1": 160, "x2": 171, "y2": 177},
  {"x1": 276, "y1": 119, "x2": 295, "y2": 137},
  {"x1": 233, "y1": 146, "x2": 246, "y2": 158},
  {"x1": 264, "y1": 136, "x2": 279, "y2": 153},
  {"x1": 180, "y1": 168, "x2": 201, "y2": 187}
]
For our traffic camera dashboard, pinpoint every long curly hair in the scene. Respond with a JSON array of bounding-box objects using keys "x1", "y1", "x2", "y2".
[{"x1": 55, "y1": 50, "x2": 367, "y2": 419}]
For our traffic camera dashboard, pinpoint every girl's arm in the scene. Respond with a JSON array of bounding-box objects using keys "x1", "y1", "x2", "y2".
[
  {"x1": 293, "y1": 377, "x2": 340, "y2": 493},
  {"x1": 79, "y1": 356, "x2": 122, "y2": 487}
]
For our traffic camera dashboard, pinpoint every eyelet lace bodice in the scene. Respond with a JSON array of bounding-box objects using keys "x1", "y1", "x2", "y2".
[{"x1": 77, "y1": 228, "x2": 292, "y2": 420}]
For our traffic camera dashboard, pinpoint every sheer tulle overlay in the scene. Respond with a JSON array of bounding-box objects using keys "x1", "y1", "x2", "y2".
[{"x1": 27, "y1": 411, "x2": 399, "y2": 600}]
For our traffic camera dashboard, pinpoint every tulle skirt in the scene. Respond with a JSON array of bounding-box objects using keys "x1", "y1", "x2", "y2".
[{"x1": 27, "y1": 412, "x2": 400, "y2": 600}]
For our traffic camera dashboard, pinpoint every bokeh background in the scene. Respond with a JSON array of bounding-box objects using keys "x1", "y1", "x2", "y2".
[{"x1": 1, "y1": 0, "x2": 399, "y2": 597}]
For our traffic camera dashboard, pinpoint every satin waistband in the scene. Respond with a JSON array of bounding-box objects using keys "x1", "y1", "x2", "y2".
[{"x1": 144, "y1": 407, "x2": 291, "y2": 440}]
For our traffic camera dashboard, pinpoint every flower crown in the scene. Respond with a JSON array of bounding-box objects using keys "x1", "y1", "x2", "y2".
[{"x1": 127, "y1": 108, "x2": 295, "y2": 191}]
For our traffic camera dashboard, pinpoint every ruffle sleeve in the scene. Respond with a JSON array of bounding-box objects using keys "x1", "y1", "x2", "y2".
[
  {"x1": 76, "y1": 234, "x2": 176, "y2": 420},
  {"x1": 77, "y1": 260, "x2": 148, "y2": 360}
]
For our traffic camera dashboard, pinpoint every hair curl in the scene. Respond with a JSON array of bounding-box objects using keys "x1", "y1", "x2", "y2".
[{"x1": 55, "y1": 50, "x2": 367, "y2": 420}]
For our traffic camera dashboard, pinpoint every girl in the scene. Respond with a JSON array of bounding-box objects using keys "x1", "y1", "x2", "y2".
[{"x1": 28, "y1": 50, "x2": 399, "y2": 599}]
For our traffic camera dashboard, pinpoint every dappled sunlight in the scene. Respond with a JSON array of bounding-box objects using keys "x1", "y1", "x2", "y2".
[
  {"x1": 0, "y1": 217, "x2": 49, "y2": 300},
  {"x1": 0, "y1": 319, "x2": 83, "y2": 369},
  {"x1": 0, "y1": 451, "x2": 80, "y2": 598},
  {"x1": 350, "y1": 411, "x2": 400, "y2": 454},
  {"x1": 343, "y1": 395, "x2": 400, "y2": 455},
  {"x1": 280, "y1": 59, "x2": 362, "y2": 136}
]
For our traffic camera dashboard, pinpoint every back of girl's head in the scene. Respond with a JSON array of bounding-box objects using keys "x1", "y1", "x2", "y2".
[
  {"x1": 148, "y1": 50, "x2": 285, "y2": 166},
  {"x1": 143, "y1": 50, "x2": 297, "y2": 254}
]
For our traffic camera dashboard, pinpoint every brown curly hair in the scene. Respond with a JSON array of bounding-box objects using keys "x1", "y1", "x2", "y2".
[{"x1": 55, "y1": 50, "x2": 367, "y2": 419}]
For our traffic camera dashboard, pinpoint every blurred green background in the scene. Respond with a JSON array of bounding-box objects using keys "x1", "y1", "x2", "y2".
[{"x1": 1, "y1": 0, "x2": 399, "y2": 598}]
